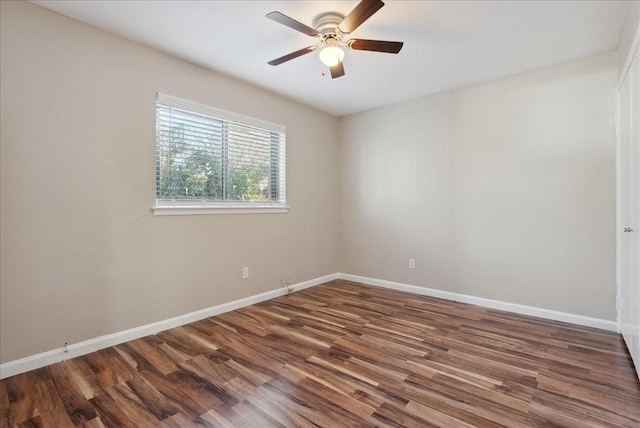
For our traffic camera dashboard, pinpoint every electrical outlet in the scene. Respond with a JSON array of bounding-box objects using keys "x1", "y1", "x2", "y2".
[
  {"x1": 242, "y1": 267, "x2": 249, "y2": 279},
  {"x1": 285, "y1": 273, "x2": 291, "y2": 284},
  {"x1": 409, "y1": 259, "x2": 415, "y2": 269},
  {"x1": 616, "y1": 295, "x2": 621, "y2": 309}
]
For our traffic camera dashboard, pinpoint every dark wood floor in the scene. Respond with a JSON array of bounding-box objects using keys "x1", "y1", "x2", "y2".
[{"x1": 1, "y1": 280, "x2": 639, "y2": 427}]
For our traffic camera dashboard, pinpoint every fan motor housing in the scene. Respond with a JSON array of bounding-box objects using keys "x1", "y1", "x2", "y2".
[{"x1": 312, "y1": 12, "x2": 345, "y2": 36}]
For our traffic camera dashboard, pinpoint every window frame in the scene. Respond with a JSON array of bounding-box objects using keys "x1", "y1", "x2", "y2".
[{"x1": 153, "y1": 93, "x2": 288, "y2": 216}]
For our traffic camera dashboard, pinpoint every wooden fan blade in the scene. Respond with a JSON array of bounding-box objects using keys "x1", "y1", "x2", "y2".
[
  {"x1": 266, "y1": 11, "x2": 319, "y2": 37},
  {"x1": 330, "y1": 62, "x2": 345, "y2": 79},
  {"x1": 338, "y1": 0, "x2": 384, "y2": 34},
  {"x1": 268, "y1": 47, "x2": 316, "y2": 66},
  {"x1": 348, "y1": 39, "x2": 403, "y2": 54}
]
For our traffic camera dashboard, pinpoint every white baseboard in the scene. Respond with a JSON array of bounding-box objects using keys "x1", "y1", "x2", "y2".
[
  {"x1": 337, "y1": 273, "x2": 618, "y2": 332},
  {"x1": 0, "y1": 273, "x2": 339, "y2": 380},
  {"x1": 0, "y1": 271, "x2": 616, "y2": 379}
]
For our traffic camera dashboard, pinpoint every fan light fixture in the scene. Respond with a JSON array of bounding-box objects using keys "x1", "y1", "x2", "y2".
[
  {"x1": 319, "y1": 39, "x2": 344, "y2": 67},
  {"x1": 266, "y1": 0, "x2": 404, "y2": 79}
]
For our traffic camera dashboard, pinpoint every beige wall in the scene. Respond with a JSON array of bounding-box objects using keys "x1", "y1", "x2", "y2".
[
  {"x1": 618, "y1": 0, "x2": 640, "y2": 77},
  {"x1": 0, "y1": 1, "x2": 339, "y2": 362},
  {"x1": 339, "y1": 52, "x2": 618, "y2": 320}
]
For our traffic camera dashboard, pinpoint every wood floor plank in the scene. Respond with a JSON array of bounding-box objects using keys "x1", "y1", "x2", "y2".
[
  {"x1": 154, "y1": 327, "x2": 217, "y2": 360},
  {"x1": 36, "y1": 405, "x2": 74, "y2": 428},
  {"x1": 177, "y1": 359, "x2": 238, "y2": 407},
  {"x1": 64, "y1": 359, "x2": 104, "y2": 400},
  {"x1": 197, "y1": 406, "x2": 246, "y2": 428},
  {"x1": 78, "y1": 417, "x2": 106, "y2": 428},
  {"x1": 139, "y1": 368, "x2": 216, "y2": 420},
  {"x1": 260, "y1": 378, "x2": 358, "y2": 427},
  {"x1": 529, "y1": 389, "x2": 639, "y2": 428},
  {"x1": 32, "y1": 380, "x2": 63, "y2": 415},
  {"x1": 4, "y1": 374, "x2": 37, "y2": 426},
  {"x1": 371, "y1": 401, "x2": 439, "y2": 428},
  {"x1": 159, "y1": 412, "x2": 201, "y2": 428},
  {"x1": 1, "y1": 280, "x2": 639, "y2": 427},
  {"x1": 0, "y1": 382, "x2": 11, "y2": 425},
  {"x1": 124, "y1": 339, "x2": 178, "y2": 376},
  {"x1": 125, "y1": 375, "x2": 181, "y2": 421},
  {"x1": 48, "y1": 364, "x2": 97, "y2": 425},
  {"x1": 82, "y1": 352, "x2": 119, "y2": 390}
]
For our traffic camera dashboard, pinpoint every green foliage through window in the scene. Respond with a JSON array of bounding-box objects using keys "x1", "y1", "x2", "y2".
[{"x1": 155, "y1": 95, "x2": 285, "y2": 206}]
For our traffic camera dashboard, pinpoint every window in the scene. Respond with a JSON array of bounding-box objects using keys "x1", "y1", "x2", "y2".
[{"x1": 154, "y1": 94, "x2": 287, "y2": 215}]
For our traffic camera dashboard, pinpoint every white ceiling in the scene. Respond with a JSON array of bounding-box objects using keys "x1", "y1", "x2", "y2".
[{"x1": 31, "y1": 0, "x2": 629, "y2": 117}]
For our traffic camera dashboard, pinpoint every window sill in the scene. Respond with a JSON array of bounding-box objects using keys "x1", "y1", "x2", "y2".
[{"x1": 152, "y1": 205, "x2": 289, "y2": 216}]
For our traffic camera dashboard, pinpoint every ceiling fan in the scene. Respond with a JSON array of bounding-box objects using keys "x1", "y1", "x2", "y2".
[{"x1": 266, "y1": 0, "x2": 403, "y2": 79}]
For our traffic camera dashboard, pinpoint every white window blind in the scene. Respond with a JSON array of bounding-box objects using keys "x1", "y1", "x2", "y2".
[{"x1": 155, "y1": 93, "x2": 286, "y2": 214}]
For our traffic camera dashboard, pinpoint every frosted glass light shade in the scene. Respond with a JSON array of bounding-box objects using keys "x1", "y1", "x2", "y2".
[{"x1": 319, "y1": 46, "x2": 345, "y2": 67}]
